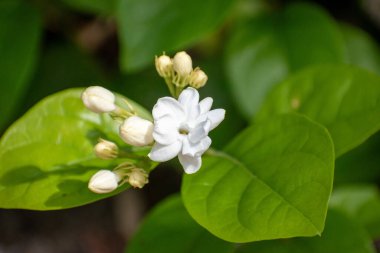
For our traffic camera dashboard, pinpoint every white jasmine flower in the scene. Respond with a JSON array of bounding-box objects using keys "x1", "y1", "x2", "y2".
[
  {"x1": 82, "y1": 86, "x2": 116, "y2": 113},
  {"x1": 88, "y1": 170, "x2": 120, "y2": 194},
  {"x1": 120, "y1": 116, "x2": 154, "y2": 146},
  {"x1": 148, "y1": 87, "x2": 225, "y2": 174}
]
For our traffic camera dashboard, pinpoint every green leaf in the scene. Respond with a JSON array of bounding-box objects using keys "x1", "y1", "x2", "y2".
[
  {"x1": 341, "y1": 23, "x2": 380, "y2": 74},
  {"x1": 236, "y1": 209, "x2": 375, "y2": 253},
  {"x1": 257, "y1": 65, "x2": 380, "y2": 157},
  {"x1": 0, "y1": 89, "x2": 153, "y2": 210},
  {"x1": 330, "y1": 184, "x2": 380, "y2": 238},
  {"x1": 225, "y1": 2, "x2": 346, "y2": 119},
  {"x1": 126, "y1": 195, "x2": 234, "y2": 253},
  {"x1": 117, "y1": 0, "x2": 235, "y2": 72},
  {"x1": 0, "y1": 0, "x2": 42, "y2": 131},
  {"x1": 182, "y1": 114, "x2": 334, "y2": 242},
  {"x1": 59, "y1": 0, "x2": 117, "y2": 15}
]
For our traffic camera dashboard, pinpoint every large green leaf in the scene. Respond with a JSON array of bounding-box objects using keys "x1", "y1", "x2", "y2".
[
  {"x1": 236, "y1": 209, "x2": 375, "y2": 253},
  {"x1": 0, "y1": 89, "x2": 153, "y2": 210},
  {"x1": 330, "y1": 184, "x2": 380, "y2": 238},
  {"x1": 341, "y1": 23, "x2": 380, "y2": 74},
  {"x1": 182, "y1": 114, "x2": 334, "y2": 242},
  {"x1": 126, "y1": 195, "x2": 234, "y2": 253},
  {"x1": 257, "y1": 65, "x2": 380, "y2": 157},
  {"x1": 0, "y1": 0, "x2": 42, "y2": 131},
  {"x1": 117, "y1": 0, "x2": 235, "y2": 72},
  {"x1": 225, "y1": 3, "x2": 345, "y2": 118}
]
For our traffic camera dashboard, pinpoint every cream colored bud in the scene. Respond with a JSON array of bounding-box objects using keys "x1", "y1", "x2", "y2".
[
  {"x1": 189, "y1": 69, "x2": 208, "y2": 88},
  {"x1": 88, "y1": 170, "x2": 120, "y2": 194},
  {"x1": 82, "y1": 86, "x2": 116, "y2": 113},
  {"x1": 172, "y1": 51, "x2": 193, "y2": 77},
  {"x1": 128, "y1": 168, "x2": 148, "y2": 188},
  {"x1": 155, "y1": 55, "x2": 173, "y2": 78},
  {"x1": 94, "y1": 139, "x2": 118, "y2": 160},
  {"x1": 120, "y1": 116, "x2": 154, "y2": 146}
]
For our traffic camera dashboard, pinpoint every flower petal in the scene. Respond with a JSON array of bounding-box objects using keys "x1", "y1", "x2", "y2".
[
  {"x1": 188, "y1": 120, "x2": 211, "y2": 144},
  {"x1": 148, "y1": 140, "x2": 182, "y2": 162},
  {"x1": 182, "y1": 136, "x2": 212, "y2": 157},
  {"x1": 207, "y1": 109, "x2": 225, "y2": 131},
  {"x1": 153, "y1": 115, "x2": 180, "y2": 145},
  {"x1": 152, "y1": 97, "x2": 185, "y2": 121},
  {"x1": 199, "y1": 97, "x2": 213, "y2": 114},
  {"x1": 178, "y1": 87, "x2": 200, "y2": 120},
  {"x1": 178, "y1": 153, "x2": 202, "y2": 174}
]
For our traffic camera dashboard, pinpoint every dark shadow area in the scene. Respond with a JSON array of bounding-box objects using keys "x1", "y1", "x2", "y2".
[{"x1": 0, "y1": 165, "x2": 46, "y2": 186}]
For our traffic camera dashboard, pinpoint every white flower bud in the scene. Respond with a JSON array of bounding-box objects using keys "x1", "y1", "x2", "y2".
[
  {"x1": 155, "y1": 55, "x2": 173, "y2": 78},
  {"x1": 120, "y1": 116, "x2": 154, "y2": 146},
  {"x1": 81, "y1": 86, "x2": 116, "y2": 113},
  {"x1": 128, "y1": 168, "x2": 148, "y2": 188},
  {"x1": 88, "y1": 170, "x2": 120, "y2": 194},
  {"x1": 94, "y1": 139, "x2": 118, "y2": 160},
  {"x1": 189, "y1": 69, "x2": 208, "y2": 89},
  {"x1": 172, "y1": 51, "x2": 193, "y2": 77}
]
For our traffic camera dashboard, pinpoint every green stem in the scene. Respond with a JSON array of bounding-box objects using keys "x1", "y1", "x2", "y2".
[
  {"x1": 118, "y1": 150, "x2": 146, "y2": 160},
  {"x1": 164, "y1": 78, "x2": 176, "y2": 97}
]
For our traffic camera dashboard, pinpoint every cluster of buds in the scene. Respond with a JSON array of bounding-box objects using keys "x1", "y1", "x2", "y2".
[
  {"x1": 81, "y1": 86, "x2": 154, "y2": 148},
  {"x1": 88, "y1": 165, "x2": 149, "y2": 194},
  {"x1": 155, "y1": 51, "x2": 208, "y2": 97},
  {"x1": 81, "y1": 86, "x2": 153, "y2": 193}
]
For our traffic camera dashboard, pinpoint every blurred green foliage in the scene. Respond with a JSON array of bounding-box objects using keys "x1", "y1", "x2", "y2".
[
  {"x1": 0, "y1": 0, "x2": 42, "y2": 131},
  {"x1": 226, "y1": 3, "x2": 346, "y2": 118}
]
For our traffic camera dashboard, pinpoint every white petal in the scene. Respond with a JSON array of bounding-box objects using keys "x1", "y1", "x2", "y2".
[
  {"x1": 207, "y1": 109, "x2": 225, "y2": 131},
  {"x1": 119, "y1": 116, "x2": 154, "y2": 146},
  {"x1": 152, "y1": 97, "x2": 185, "y2": 121},
  {"x1": 182, "y1": 136, "x2": 212, "y2": 157},
  {"x1": 199, "y1": 97, "x2": 213, "y2": 114},
  {"x1": 148, "y1": 141, "x2": 182, "y2": 162},
  {"x1": 188, "y1": 120, "x2": 211, "y2": 144},
  {"x1": 178, "y1": 87, "x2": 200, "y2": 120},
  {"x1": 178, "y1": 153, "x2": 202, "y2": 174},
  {"x1": 153, "y1": 115, "x2": 180, "y2": 145}
]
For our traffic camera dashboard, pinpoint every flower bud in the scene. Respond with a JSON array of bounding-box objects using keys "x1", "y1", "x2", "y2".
[
  {"x1": 172, "y1": 51, "x2": 193, "y2": 77},
  {"x1": 189, "y1": 69, "x2": 208, "y2": 89},
  {"x1": 81, "y1": 86, "x2": 116, "y2": 113},
  {"x1": 88, "y1": 170, "x2": 120, "y2": 194},
  {"x1": 155, "y1": 55, "x2": 173, "y2": 78},
  {"x1": 94, "y1": 139, "x2": 118, "y2": 160},
  {"x1": 128, "y1": 168, "x2": 148, "y2": 188},
  {"x1": 120, "y1": 116, "x2": 154, "y2": 146}
]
